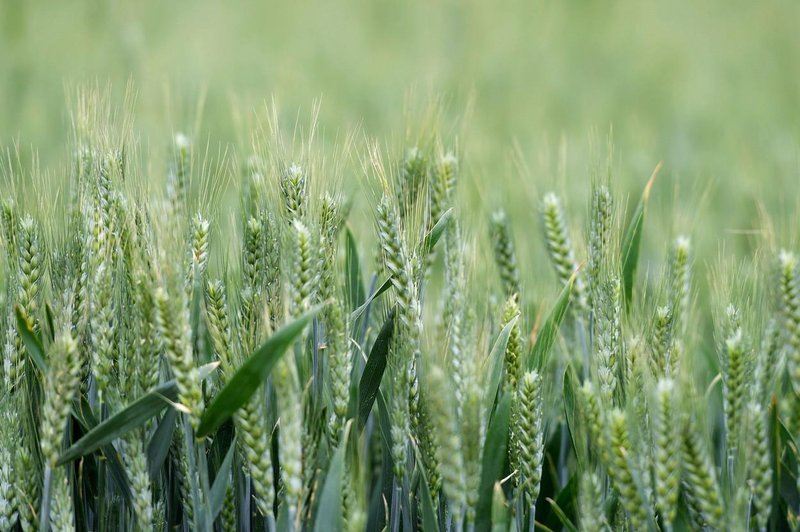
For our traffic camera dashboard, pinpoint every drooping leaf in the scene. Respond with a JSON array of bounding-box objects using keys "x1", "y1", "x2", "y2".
[
  {"x1": 545, "y1": 495, "x2": 579, "y2": 532},
  {"x1": 61, "y1": 363, "x2": 218, "y2": 465},
  {"x1": 60, "y1": 381, "x2": 179, "y2": 464},
  {"x1": 527, "y1": 274, "x2": 574, "y2": 371},
  {"x1": 350, "y1": 278, "x2": 392, "y2": 322},
  {"x1": 15, "y1": 304, "x2": 47, "y2": 373},
  {"x1": 476, "y1": 392, "x2": 512, "y2": 532},
  {"x1": 210, "y1": 437, "x2": 237, "y2": 521},
  {"x1": 197, "y1": 306, "x2": 321, "y2": 437},
  {"x1": 358, "y1": 309, "x2": 396, "y2": 429},
  {"x1": 621, "y1": 163, "x2": 660, "y2": 310},
  {"x1": 70, "y1": 396, "x2": 133, "y2": 503}
]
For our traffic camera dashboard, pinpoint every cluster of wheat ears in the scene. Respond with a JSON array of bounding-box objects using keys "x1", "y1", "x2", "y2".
[{"x1": 0, "y1": 102, "x2": 797, "y2": 532}]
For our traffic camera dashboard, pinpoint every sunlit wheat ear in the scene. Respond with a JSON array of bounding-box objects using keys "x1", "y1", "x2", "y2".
[
  {"x1": 720, "y1": 315, "x2": 748, "y2": 458},
  {"x1": 587, "y1": 185, "x2": 613, "y2": 309},
  {"x1": 511, "y1": 371, "x2": 544, "y2": 518},
  {"x1": 746, "y1": 401, "x2": 772, "y2": 531},
  {"x1": 0, "y1": 399, "x2": 18, "y2": 529},
  {"x1": 167, "y1": 133, "x2": 191, "y2": 218},
  {"x1": 541, "y1": 192, "x2": 587, "y2": 312},
  {"x1": 280, "y1": 163, "x2": 307, "y2": 221},
  {"x1": 653, "y1": 379, "x2": 680, "y2": 530},
  {"x1": 755, "y1": 318, "x2": 781, "y2": 404},
  {"x1": 594, "y1": 276, "x2": 621, "y2": 404},
  {"x1": 396, "y1": 146, "x2": 427, "y2": 220},
  {"x1": 40, "y1": 330, "x2": 81, "y2": 467},
  {"x1": 668, "y1": 235, "x2": 691, "y2": 334},
  {"x1": 16, "y1": 214, "x2": 43, "y2": 328},
  {"x1": 607, "y1": 409, "x2": 650, "y2": 530},
  {"x1": 651, "y1": 305, "x2": 674, "y2": 376},
  {"x1": 290, "y1": 219, "x2": 316, "y2": 317},
  {"x1": 426, "y1": 366, "x2": 466, "y2": 526},
  {"x1": 681, "y1": 414, "x2": 725, "y2": 530},
  {"x1": 578, "y1": 471, "x2": 607, "y2": 532},
  {"x1": 778, "y1": 250, "x2": 800, "y2": 392},
  {"x1": 205, "y1": 279, "x2": 233, "y2": 373},
  {"x1": 48, "y1": 469, "x2": 74, "y2": 532},
  {"x1": 580, "y1": 381, "x2": 609, "y2": 463},
  {"x1": 275, "y1": 357, "x2": 303, "y2": 524},
  {"x1": 237, "y1": 394, "x2": 274, "y2": 521},
  {"x1": 500, "y1": 293, "x2": 522, "y2": 391},
  {"x1": 188, "y1": 212, "x2": 209, "y2": 289},
  {"x1": 430, "y1": 152, "x2": 457, "y2": 231},
  {"x1": 489, "y1": 209, "x2": 521, "y2": 299}
]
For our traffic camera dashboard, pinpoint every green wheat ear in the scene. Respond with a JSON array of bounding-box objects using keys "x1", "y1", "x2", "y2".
[{"x1": 490, "y1": 209, "x2": 521, "y2": 299}]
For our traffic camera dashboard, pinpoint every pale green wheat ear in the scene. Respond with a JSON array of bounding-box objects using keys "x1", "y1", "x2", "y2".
[
  {"x1": 746, "y1": 401, "x2": 772, "y2": 531},
  {"x1": 653, "y1": 378, "x2": 681, "y2": 530},
  {"x1": 778, "y1": 249, "x2": 800, "y2": 391},
  {"x1": 541, "y1": 192, "x2": 587, "y2": 312},
  {"x1": 489, "y1": 209, "x2": 521, "y2": 298},
  {"x1": 607, "y1": 408, "x2": 650, "y2": 530},
  {"x1": 500, "y1": 293, "x2": 523, "y2": 390},
  {"x1": 681, "y1": 413, "x2": 725, "y2": 530},
  {"x1": 511, "y1": 370, "x2": 545, "y2": 521},
  {"x1": 281, "y1": 163, "x2": 307, "y2": 221}
]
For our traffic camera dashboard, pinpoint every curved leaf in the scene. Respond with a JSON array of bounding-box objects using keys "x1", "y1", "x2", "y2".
[
  {"x1": 15, "y1": 304, "x2": 47, "y2": 373},
  {"x1": 528, "y1": 274, "x2": 574, "y2": 371},
  {"x1": 197, "y1": 306, "x2": 321, "y2": 437},
  {"x1": 358, "y1": 309, "x2": 396, "y2": 428},
  {"x1": 621, "y1": 163, "x2": 660, "y2": 310}
]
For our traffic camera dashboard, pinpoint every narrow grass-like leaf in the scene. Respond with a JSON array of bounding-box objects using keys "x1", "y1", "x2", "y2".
[
  {"x1": 621, "y1": 162, "x2": 660, "y2": 310},
  {"x1": 210, "y1": 437, "x2": 236, "y2": 521},
  {"x1": 421, "y1": 207, "x2": 453, "y2": 256},
  {"x1": 197, "y1": 305, "x2": 321, "y2": 437},
  {"x1": 545, "y1": 496, "x2": 579, "y2": 532},
  {"x1": 147, "y1": 408, "x2": 177, "y2": 480},
  {"x1": 70, "y1": 397, "x2": 133, "y2": 503},
  {"x1": 358, "y1": 309, "x2": 395, "y2": 429},
  {"x1": 345, "y1": 226, "x2": 366, "y2": 311},
  {"x1": 350, "y1": 278, "x2": 392, "y2": 322},
  {"x1": 484, "y1": 316, "x2": 519, "y2": 413},
  {"x1": 562, "y1": 365, "x2": 587, "y2": 468},
  {"x1": 15, "y1": 304, "x2": 47, "y2": 373},
  {"x1": 527, "y1": 274, "x2": 574, "y2": 371},
  {"x1": 313, "y1": 421, "x2": 352, "y2": 532},
  {"x1": 61, "y1": 363, "x2": 219, "y2": 465},
  {"x1": 476, "y1": 392, "x2": 512, "y2": 532},
  {"x1": 59, "y1": 381, "x2": 179, "y2": 464}
]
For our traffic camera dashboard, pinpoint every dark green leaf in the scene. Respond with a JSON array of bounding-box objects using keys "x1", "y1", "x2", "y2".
[
  {"x1": 350, "y1": 278, "x2": 392, "y2": 322},
  {"x1": 545, "y1": 496, "x2": 579, "y2": 532},
  {"x1": 528, "y1": 275, "x2": 574, "y2": 371},
  {"x1": 15, "y1": 304, "x2": 47, "y2": 373},
  {"x1": 476, "y1": 393, "x2": 512, "y2": 532},
  {"x1": 358, "y1": 309, "x2": 395, "y2": 429},
  {"x1": 59, "y1": 381, "x2": 179, "y2": 465},
  {"x1": 621, "y1": 163, "x2": 659, "y2": 310},
  {"x1": 345, "y1": 227, "x2": 366, "y2": 312},
  {"x1": 210, "y1": 437, "x2": 237, "y2": 521},
  {"x1": 197, "y1": 306, "x2": 321, "y2": 437},
  {"x1": 61, "y1": 363, "x2": 218, "y2": 465},
  {"x1": 147, "y1": 408, "x2": 177, "y2": 480},
  {"x1": 70, "y1": 397, "x2": 133, "y2": 503}
]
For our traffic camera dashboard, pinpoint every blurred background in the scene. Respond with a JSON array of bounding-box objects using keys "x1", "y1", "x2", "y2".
[{"x1": 1, "y1": 0, "x2": 799, "y2": 280}]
